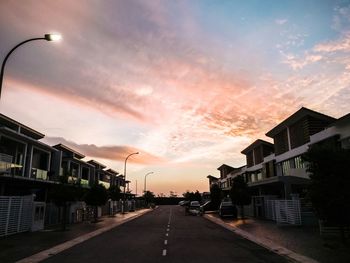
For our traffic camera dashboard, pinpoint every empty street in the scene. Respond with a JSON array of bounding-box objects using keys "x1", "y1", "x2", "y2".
[{"x1": 42, "y1": 206, "x2": 290, "y2": 263}]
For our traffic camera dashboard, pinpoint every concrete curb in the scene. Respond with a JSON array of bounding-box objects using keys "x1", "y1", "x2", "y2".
[
  {"x1": 204, "y1": 214, "x2": 319, "y2": 263},
  {"x1": 16, "y1": 209, "x2": 153, "y2": 263}
]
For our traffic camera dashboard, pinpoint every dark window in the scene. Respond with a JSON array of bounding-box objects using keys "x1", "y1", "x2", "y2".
[
  {"x1": 246, "y1": 151, "x2": 254, "y2": 167},
  {"x1": 274, "y1": 129, "x2": 289, "y2": 155}
]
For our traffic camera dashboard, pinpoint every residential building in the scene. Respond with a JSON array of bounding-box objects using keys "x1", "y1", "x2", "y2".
[
  {"x1": 0, "y1": 113, "x2": 61, "y2": 200},
  {"x1": 207, "y1": 175, "x2": 219, "y2": 189},
  {"x1": 241, "y1": 139, "x2": 274, "y2": 187},
  {"x1": 206, "y1": 107, "x2": 349, "y2": 223},
  {"x1": 217, "y1": 164, "x2": 235, "y2": 192},
  {"x1": 87, "y1": 160, "x2": 109, "y2": 188},
  {"x1": 53, "y1": 144, "x2": 94, "y2": 188},
  {"x1": 265, "y1": 107, "x2": 336, "y2": 198}
]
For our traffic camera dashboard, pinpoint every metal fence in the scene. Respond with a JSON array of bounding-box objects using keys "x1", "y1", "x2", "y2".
[
  {"x1": 0, "y1": 195, "x2": 34, "y2": 237},
  {"x1": 263, "y1": 199, "x2": 301, "y2": 225}
]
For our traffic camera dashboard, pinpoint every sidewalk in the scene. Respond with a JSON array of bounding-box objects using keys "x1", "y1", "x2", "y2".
[
  {"x1": 0, "y1": 209, "x2": 152, "y2": 263},
  {"x1": 205, "y1": 214, "x2": 350, "y2": 263}
]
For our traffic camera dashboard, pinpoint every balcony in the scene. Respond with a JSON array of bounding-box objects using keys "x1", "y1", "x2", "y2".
[
  {"x1": 31, "y1": 168, "x2": 48, "y2": 180},
  {"x1": 99, "y1": 180, "x2": 110, "y2": 189},
  {"x1": 80, "y1": 178, "x2": 90, "y2": 188},
  {"x1": 0, "y1": 153, "x2": 23, "y2": 176}
]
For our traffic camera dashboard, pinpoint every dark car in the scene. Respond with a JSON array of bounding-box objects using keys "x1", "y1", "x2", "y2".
[
  {"x1": 219, "y1": 201, "x2": 237, "y2": 218},
  {"x1": 199, "y1": 201, "x2": 216, "y2": 213}
]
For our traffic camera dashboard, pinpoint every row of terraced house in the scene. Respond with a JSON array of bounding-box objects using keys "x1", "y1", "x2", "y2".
[
  {"x1": 208, "y1": 107, "x2": 350, "y2": 225},
  {"x1": 0, "y1": 113, "x2": 130, "y2": 236}
]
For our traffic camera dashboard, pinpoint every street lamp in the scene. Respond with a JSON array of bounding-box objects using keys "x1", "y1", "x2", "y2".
[
  {"x1": 144, "y1": 172, "x2": 154, "y2": 193},
  {"x1": 122, "y1": 152, "x2": 139, "y2": 213},
  {"x1": 0, "y1": 33, "x2": 62, "y2": 98}
]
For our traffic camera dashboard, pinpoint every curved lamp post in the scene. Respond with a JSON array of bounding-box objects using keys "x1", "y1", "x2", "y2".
[
  {"x1": 0, "y1": 33, "x2": 62, "y2": 98},
  {"x1": 122, "y1": 152, "x2": 139, "y2": 213},
  {"x1": 144, "y1": 172, "x2": 154, "y2": 193}
]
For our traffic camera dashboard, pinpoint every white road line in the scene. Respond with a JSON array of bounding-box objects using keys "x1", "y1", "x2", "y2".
[
  {"x1": 168, "y1": 207, "x2": 172, "y2": 225},
  {"x1": 164, "y1": 240, "x2": 168, "y2": 245},
  {"x1": 166, "y1": 228, "x2": 170, "y2": 232},
  {"x1": 166, "y1": 233, "x2": 169, "y2": 236},
  {"x1": 162, "y1": 249, "x2": 167, "y2": 256}
]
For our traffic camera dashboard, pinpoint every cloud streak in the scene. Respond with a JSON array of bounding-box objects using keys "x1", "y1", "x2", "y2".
[{"x1": 42, "y1": 136, "x2": 167, "y2": 165}]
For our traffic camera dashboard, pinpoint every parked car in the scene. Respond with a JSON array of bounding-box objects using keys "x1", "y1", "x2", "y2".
[
  {"x1": 186, "y1": 201, "x2": 201, "y2": 215},
  {"x1": 199, "y1": 201, "x2": 216, "y2": 213},
  {"x1": 178, "y1": 200, "x2": 189, "y2": 206},
  {"x1": 219, "y1": 201, "x2": 237, "y2": 218}
]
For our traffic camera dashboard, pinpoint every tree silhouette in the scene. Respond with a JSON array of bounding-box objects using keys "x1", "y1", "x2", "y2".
[
  {"x1": 84, "y1": 184, "x2": 108, "y2": 222},
  {"x1": 303, "y1": 140, "x2": 350, "y2": 242},
  {"x1": 49, "y1": 174, "x2": 83, "y2": 230},
  {"x1": 210, "y1": 184, "x2": 221, "y2": 210},
  {"x1": 229, "y1": 175, "x2": 251, "y2": 219},
  {"x1": 143, "y1": 190, "x2": 155, "y2": 205}
]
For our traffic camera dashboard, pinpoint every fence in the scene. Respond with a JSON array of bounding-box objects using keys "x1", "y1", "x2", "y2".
[
  {"x1": 265, "y1": 200, "x2": 276, "y2": 221},
  {"x1": 263, "y1": 199, "x2": 301, "y2": 225},
  {"x1": 274, "y1": 200, "x2": 301, "y2": 225},
  {"x1": 0, "y1": 195, "x2": 34, "y2": 237}
]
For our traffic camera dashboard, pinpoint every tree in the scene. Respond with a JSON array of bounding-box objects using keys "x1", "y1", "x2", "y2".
[
  {"x1": 229, "y1": 175, "x2": 251, "y2": 219},
  {"x1": 49, "y1": 174, "x2": 83, "y2": 231},
  {"x1": 143, "y1": 190, "x2": 155, "y2": 205},
  {"x1": 183, "y1": 191, "x2": 201, "y2": 201},
  {"x1": 210, "y1": 184, "x2": 221, "y2": 210},
  {"x1": 108, "y1": 185, "x2": 121, "y2": 201},
  {"x1": 303, "y1": 141, "x2": 350, "y2": 242},
  {"x1": 84, "y1": 184, "x2": 108, "y2": 222}
]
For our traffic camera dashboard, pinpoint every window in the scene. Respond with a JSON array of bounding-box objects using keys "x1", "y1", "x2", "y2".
[
  {"x1": 294, "y1": 156, "x2": 305, "y2": 169},
  {"x1": 282, "y1": 160, "x2": 291, "y2": 176}
]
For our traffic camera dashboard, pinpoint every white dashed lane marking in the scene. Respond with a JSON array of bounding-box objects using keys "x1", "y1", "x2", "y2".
[{"x1": 162, "y1": 207, "x2": 173, "y2": 256}]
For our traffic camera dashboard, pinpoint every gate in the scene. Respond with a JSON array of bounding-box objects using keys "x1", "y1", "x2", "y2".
[
  {"x1": 275, "y1": 200, "x2": 301, "y2": 225},
  {"x1": 0, "y1": 195, "x2": 34, "y2": 237}
]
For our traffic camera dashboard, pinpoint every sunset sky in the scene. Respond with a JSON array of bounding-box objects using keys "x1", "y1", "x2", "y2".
[{"x1": 0, "y1": 0, "x2": 349, "y2": 196}]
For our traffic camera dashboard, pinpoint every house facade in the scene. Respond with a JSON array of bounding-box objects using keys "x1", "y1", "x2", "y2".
[
  {"x1": 0, "y1": 113, "x2": 129, "y2": 235},
  {"x1": 0, "y1": 114, "x2": 61, "y2": 201},
  {"x1": 53, "y1": 144, "x2": 94, "y2": 187},
  {"x1": 207, "y1": 107, "x2": 350, "y2": 223}
]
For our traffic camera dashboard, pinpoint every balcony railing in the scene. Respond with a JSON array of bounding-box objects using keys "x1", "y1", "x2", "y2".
[
  {"x1": 80, "y1": 178, "x2": 89, "y2": 187},
  {"x1": 31, "y1": 168, "x2": 48, "y2": 180},
  {"x1": 0, "y1": 153, "x2": 23, "y2": 177},
  {"x1": 99, "y1": 180, "x2": 110, "y2": 189}
]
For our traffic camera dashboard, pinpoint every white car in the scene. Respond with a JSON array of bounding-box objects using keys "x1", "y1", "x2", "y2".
[{"x1": 188, "y1": 201, "x2": 201, "y2": 215}]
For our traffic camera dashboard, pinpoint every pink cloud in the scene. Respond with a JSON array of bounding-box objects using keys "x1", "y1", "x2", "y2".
[
  {"x1": 42, "y1": 136, "x2": 167, "y2": 165},
  {"x1": 313, "y1": 33, "x2": 350, "y2": 53}
]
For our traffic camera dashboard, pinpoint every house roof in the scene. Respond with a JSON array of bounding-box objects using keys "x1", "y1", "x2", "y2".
[
  {"x1": 207, "y1": 175, "x2": 219, "y2": 180},
  {"x1": 0, "y1": 113, "x2": 45, "y2": 140},
  {"x1": 217, "y1": 164, "x2": 235, "y2": 171},
  {"x1": 266, "y1": 107, "x2": 336, "y2": 138},
  {"x1": 105, "y1": 168, "x2": 119, "y2": 175},
  {"x1": 87, "y1": 159, "x2": 107, "y2": 169},
  {"x1": 241, "y1": 139, "x2": 273, "y2": 154},
  {"x1": 0, "y1": 127, "x2": 57, "y2": 152},
  {"x1": 53, "y1": 144, "x2": 85, "y2": 159},
  {"x1": 332, "y1": 113, "x2": 350, "y2": 127}
]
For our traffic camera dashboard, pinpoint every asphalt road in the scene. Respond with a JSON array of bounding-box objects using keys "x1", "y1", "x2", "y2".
[{"x1": 43, "y1": 205, "x2": 290, "y2": 263}]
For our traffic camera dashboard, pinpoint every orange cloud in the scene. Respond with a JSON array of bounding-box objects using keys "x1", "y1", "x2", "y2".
[{"x1": 42, "y1": 136, "x2": 167, "y2": 165}]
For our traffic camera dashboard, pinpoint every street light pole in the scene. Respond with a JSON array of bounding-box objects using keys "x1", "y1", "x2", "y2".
[
  {"x1": 144, "y1": 172, "x2": 154, "y2": 193},
  {"x1": 0, "y1": 34, "x2": 62, "y2": 99},
  {"x1": 122, "y1": 152, "x2": 139, "y2": 213}
]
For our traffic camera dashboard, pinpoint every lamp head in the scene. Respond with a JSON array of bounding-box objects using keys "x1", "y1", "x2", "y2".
[{"x1": 45, "y1": 34, "x2": 62, "y2": 41}]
